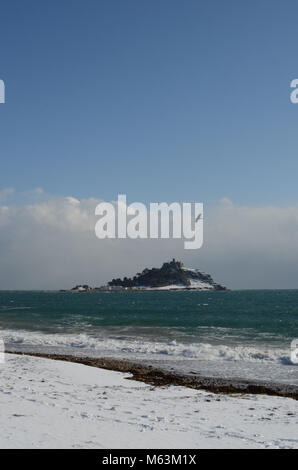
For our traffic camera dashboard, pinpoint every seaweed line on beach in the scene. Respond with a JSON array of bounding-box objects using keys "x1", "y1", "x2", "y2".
[{"x1": 6, "y1": 350, "x2": 298, "y2": 400}]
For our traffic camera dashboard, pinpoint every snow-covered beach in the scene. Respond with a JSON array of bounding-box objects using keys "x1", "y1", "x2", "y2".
[{"x1": 0, "y1": 353, "x2": 297, "y2": 449}]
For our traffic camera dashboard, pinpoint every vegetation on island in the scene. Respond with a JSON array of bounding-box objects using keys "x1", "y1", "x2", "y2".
[{"x1": 108, "y1": 259, "x2": 226, "y2": 290}]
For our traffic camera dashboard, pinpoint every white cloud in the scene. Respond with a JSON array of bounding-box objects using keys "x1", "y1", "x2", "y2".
[
  {"x1": 0, "y1": 194, "x2": 298, "y2": 289},
  {"x1": 0, "y1": 194, "x2": 178, "y2": 289},
  {"x1": 0, "y1": 187, "x2": 14, "y2": 202},
  {"x1": 65, "y1": 196, "x2": 80, "y2": 205},
  {"x1": 183, "y1": 200, "x2": 298, "y2": 289},
  {"x1": 219, "y1": 197, "x2": 233, "y2": 206}
]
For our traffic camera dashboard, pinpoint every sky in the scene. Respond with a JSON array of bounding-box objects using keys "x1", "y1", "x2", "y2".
[{"x1": 0, "y1": 1, "x2": 298, "y2": 289}]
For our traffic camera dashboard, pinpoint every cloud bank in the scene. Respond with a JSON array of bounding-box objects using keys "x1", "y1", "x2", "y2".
[{"x1": 0, "y1": 190, "x2": 298, "y2": 289}]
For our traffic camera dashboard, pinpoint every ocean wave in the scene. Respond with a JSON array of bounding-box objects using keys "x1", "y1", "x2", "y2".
[{"x1": 0, "y1": 328, "x2": 291, "y2": 365}]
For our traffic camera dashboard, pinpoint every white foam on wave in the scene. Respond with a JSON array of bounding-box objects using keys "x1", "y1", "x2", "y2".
[{"x1": 1, "y1": 328, "x2": 291, "y2": 365}]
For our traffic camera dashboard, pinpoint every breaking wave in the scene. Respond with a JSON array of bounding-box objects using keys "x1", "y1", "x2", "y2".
[{"x1": 1, "y1": 328, "x2": 290, "y2": 364}]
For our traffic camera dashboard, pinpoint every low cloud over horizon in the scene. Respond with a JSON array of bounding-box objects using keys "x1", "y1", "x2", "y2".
[{"x1": 1, "y1": 189, "x2": 298, "y2": 290}]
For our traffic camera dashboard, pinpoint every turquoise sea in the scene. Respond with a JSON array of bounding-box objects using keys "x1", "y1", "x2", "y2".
[{"x1": 1, "y1": 290, "x2": 297, "y2": 385}]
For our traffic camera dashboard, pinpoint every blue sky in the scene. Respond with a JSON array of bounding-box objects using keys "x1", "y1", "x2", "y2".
[
  {"x1": 1, "y1": 1, "x2": 298, "y2": 288},
  {"x1": 0, "y1": 1, "x2": 297, "y2": 206}
]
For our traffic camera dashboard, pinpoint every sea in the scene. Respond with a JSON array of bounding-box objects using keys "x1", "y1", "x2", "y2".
[{"x1": 1, "y1": 290, "x2": 297, "y2": 386}]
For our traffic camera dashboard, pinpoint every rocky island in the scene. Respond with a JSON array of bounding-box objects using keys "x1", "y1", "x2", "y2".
[{"x1": 63, "y1": 259, "x2": 227, "y2": 292}]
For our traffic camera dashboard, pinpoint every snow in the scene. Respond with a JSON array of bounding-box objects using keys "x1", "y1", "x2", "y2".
[
  {"x1": 136, "y1": 282, "x2": 214, "y2": 290},
  {"x1": 155, "y1": 284, "x2": 186, "y2": 290},
  {"x1": 5, "y1": 330, "x2": 297, "y2": 386},
  {"x1": 188, "y1": 279, "x2": 213, "y2": 289},
  {"x1": 0, "y1": 354, "x2": 297, "y2": 449},
  {"x1": 124, "y1": 266, "x2": 216, "y2": 290},
  {"x1": 152, "y1": 280, "x2": 214, "y2": 290}
]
